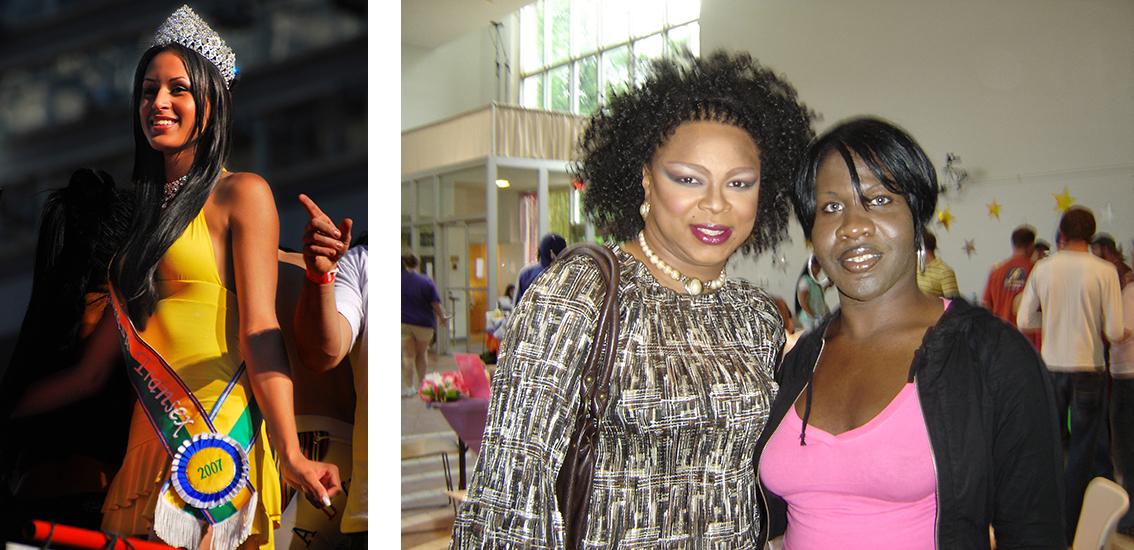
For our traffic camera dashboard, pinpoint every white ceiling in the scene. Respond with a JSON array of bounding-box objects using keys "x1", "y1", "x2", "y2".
[{"x1": 402, "y1": 0, "x2": 534, "y2": 50}]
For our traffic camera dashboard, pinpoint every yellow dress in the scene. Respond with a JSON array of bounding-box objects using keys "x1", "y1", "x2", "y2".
[{"x1": 102, "y1": 207, "x2": 281, "y2": 549}]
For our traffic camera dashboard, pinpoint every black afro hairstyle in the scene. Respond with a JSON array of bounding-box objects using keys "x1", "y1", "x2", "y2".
[{"x1": 573, "y1": 49, "x2": 816, "y2": 256}]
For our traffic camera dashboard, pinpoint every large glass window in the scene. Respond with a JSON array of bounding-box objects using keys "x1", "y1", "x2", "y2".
[{"x1": 518, "y1": 0, "x2": 700, "y2": 114}]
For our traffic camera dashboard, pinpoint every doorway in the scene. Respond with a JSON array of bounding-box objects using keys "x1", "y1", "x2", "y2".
[{"x1": 437, "y1": 219, "x2": 488, "y2": 354}]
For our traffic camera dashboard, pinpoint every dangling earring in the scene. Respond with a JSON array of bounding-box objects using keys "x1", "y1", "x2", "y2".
[
  {"x1": 807, "y1": 253, "x2": 830, "y2": 287},
  {"x1": 639, "y1": 201, "x2": 651, "y2": 220},
  {"x1": 917, "y1": 246, "x2": 927, "y2": 274}
]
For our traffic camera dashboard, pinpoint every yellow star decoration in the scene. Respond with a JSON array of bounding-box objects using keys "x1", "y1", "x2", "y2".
[
  {"x1": 987, "y1": 200, "x2": 1001, "y2": 220},
  {"x1": 937, "y1": 208, "x2": 955, "y2": 231},
  {"x1": 1053, "y1": 186, "x2": 1076, "y2": 212},
  {"x1": 963, "y1": 239, "x2": 976, "y2": 258}
]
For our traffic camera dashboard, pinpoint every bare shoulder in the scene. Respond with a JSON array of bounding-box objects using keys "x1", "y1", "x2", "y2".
[
  {"x1": 216, "y1": 171, "x2": 273, "y2": 203},
  {"x1": 213, "y1": 171, "x2": 277, "y2": 221}
]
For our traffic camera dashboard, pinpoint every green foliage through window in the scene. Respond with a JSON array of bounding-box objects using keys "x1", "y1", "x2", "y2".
[{"x1": 518, "y1": 0, "x2": 700, "y2": 116}]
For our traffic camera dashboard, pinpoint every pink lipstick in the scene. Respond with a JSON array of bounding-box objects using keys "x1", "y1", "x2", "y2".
[{"x1": 690, "y1": 224, "x2": 732, "y2": 245}]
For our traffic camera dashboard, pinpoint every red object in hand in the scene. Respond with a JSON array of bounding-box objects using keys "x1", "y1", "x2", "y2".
[{"x1": 27, "y1": 520, "x2": 176, "y2": 550}]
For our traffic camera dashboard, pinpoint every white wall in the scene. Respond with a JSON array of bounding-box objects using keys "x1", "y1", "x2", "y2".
[
  {"x1": 704, "y1": 0, "x2": 1134, "y2": 305},
  {"x1": 402, "y1": 26, "x2": 503, "y2": 130}
]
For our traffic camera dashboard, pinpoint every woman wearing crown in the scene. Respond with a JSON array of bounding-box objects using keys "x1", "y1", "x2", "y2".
[{"x1": 11, "y1": 6, "x2": 341, "y2": 549}]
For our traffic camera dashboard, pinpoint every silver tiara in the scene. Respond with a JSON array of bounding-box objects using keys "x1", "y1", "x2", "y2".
[{"x1": 151, "y1": 5, "x2": 236, "y2": 88}]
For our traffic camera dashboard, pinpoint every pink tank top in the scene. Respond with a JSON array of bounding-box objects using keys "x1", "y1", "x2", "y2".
[{"x1": 760, "y1": 383, "x2": 937, "y2": 549}]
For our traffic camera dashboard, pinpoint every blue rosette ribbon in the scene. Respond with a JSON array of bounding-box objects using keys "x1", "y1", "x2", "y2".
[{"x1": 169, "y1": 432, "x2": 251, "y2": 510}]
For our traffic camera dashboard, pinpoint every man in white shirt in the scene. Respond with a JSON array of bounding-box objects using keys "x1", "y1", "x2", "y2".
[
  {"x1": 1018, "y1": 206, "x2": 1127, "y2": 542},
  {"x1": 294, "y1": 194, "x2": 368, "y2": 548}
]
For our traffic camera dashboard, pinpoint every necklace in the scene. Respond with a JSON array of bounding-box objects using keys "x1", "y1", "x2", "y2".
[
  {"x1": 162, "y1": 175, "x2": 188, "y2": 209},
  {"x1": 637, "y1": 231, "x2": 726, "y2": 295}
]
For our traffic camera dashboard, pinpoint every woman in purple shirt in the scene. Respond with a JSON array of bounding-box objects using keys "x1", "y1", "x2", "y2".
[{"x1": 401, "y1": 253, "x2": 447, "y2": 396}]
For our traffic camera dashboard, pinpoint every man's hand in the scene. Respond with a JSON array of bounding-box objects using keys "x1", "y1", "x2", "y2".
[{"x1": 299, "y1": 194, "x2": 352, "y2": 276}]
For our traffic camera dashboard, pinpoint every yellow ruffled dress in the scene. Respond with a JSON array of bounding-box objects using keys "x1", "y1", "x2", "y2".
[{"x1": 102, "y1": 208, "x2": 281, "y2": 549}]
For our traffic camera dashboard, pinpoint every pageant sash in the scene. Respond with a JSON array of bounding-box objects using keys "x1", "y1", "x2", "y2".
[{"x1": 108, "y1": 283, "x2": 262, "y2": 549}]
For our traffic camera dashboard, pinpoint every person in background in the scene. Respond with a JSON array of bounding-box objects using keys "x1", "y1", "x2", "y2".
[
  {"x1": 1034, "y1": 239, "x2": 1052, "y2": 261},
  {"x1": 401, "y1": 252, "x2": 447, "y2": 397},
  {"x1": 916, "y1": 230, "x2": 960, "y2": 298},
  {"x1": 758, "y1": 117, "x2": 1063, "y2": 548},
  {"x1": 795, "y1": 253, "x2": 831, "y2": 331},
  {"x1": 1092, "y1": 233, "x2": 1133, "y2": 288},
  {"x1": 452, "y1": 50, "x2": 815, "y2": 548},
  {"x1": 484, "y1": 284, "x2": 516, "y2": 355},
  {"x1": 1110, "y1": 277, "x2": 1134, "y2": 536},
  {"x1": 499, "y1": 283, "x2": 516, "y2": 311},
  {"x1": 514, "y1": 232, "x2": 567, "y2": 305},
  {"x1": 982, "y1": 225, "x2": 1036, "y2": 325},
  {"x1": 0, "y1": 169, "x2": 134, "y2": 530},
  {"x1": 1018, "y1": 206, "x2": 1128, "y2": 542},
  {"x1": 275, "y1": 246, "x2": 356, "y2": 550},
  {"x1": 292, "y1": 194, "x2": 368, "y2": 550},
  {"x1": 984, "y1": 226, "x2": 1041, "y2": 351}
]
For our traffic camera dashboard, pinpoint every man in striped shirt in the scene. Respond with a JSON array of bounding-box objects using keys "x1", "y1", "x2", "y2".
[{"x1": 917, "y1": 230, "x2": 960, "y2": 298}]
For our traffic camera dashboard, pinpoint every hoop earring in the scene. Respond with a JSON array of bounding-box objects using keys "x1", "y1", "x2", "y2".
[
  {"x1": 808, "y1": 253, "x2": 830, "y2": 287},
  {"x1": 917, "y1": 246, "x2": 927, "y2": 274},
  {"x1": 639, "y1": 201, "x2": 651, "y2": 220}
]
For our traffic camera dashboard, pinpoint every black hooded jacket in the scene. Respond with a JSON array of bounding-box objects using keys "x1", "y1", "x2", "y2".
[{"x1": 755, "y1": 297, "x2": 1065, "y2": 549}]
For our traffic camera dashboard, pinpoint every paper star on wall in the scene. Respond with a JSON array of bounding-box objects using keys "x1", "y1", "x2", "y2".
[
  {"x1": 987, "y1": 200, "x2": 1001, "y2": 220},
  {"x1": 937, "y1": 208, "x2": 955, "y2": 231},
  {"x1": 1054, "y1": 186, "x2": 1076, "y2": 212},
  {"x1": 962, "y1": 239, "x2": 976, "y2": 258}
]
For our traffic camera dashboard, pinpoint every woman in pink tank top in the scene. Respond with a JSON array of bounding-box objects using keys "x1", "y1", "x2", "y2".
[{"x1": 754, "y1": 118, "x2": 1064, "y2": 548}]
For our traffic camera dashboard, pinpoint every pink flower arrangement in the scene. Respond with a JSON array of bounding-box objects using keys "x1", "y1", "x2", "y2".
[{"x1": 419, "y1": 370, "x2": 470, "y2": 403}]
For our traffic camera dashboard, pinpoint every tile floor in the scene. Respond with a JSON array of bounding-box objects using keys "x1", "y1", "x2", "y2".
[{"x1": 399, "y1": 353, "x2": 1134, "y2": 549}]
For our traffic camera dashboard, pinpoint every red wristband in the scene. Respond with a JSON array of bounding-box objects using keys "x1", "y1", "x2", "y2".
[{"x1": 306, "y1": 269, "x2": 336, "y2": 285}]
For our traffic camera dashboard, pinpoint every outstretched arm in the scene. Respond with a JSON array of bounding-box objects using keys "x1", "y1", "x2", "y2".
[
  {"x1": 228, "y1": 177, "x2": 341, "y2": 506},
  {"x1": 12, "y1": 306, "x2": 121, "y2": 418},
  {"x1": 292, "y1": 194, "x2": 354, "y2": 373}
]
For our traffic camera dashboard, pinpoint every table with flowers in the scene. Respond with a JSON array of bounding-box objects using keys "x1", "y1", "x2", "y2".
[{"x1": 418, "y1": 354, "x2": 492, "y2": 489}]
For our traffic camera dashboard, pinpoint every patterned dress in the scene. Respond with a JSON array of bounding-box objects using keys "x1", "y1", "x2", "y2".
[{"x1": 451, "y1": 244, "x2": 782, "y2": 549}]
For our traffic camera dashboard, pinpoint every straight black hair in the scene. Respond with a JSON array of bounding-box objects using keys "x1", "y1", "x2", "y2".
[
  {"x1": 792, "y1": 117, "x2": 938, "y2": 251},
  {"x1": 111, "y1": 43, "x2": 232, "y2": 329},
  {"x1": 1, "y1": 169, "x2": 133, "y2": 420}
]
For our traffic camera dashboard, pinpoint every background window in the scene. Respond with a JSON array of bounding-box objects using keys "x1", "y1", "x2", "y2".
[{"x1": 519, "y1": 0, "x2": 700, "y2": 115}]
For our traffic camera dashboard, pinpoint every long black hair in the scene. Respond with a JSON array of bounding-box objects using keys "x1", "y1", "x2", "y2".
[
  {"x1": 1, "y1": 169, "x2": 133, "y2": 413},
  {"x1": 111, "y1": 43, "x2": 232, "y2": 328},
  {"x1": 1, "y1": 170, "x2": 135, "y2": 498}
]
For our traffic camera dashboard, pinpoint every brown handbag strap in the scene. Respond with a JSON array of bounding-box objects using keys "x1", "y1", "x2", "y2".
[{"x1": 557, "y1": 243, "x2": 620, "y2": 420}]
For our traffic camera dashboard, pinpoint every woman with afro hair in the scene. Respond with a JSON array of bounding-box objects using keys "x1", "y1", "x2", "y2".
[{"x1": 451, "y1": 50, "x2": 815, "y2": 548}]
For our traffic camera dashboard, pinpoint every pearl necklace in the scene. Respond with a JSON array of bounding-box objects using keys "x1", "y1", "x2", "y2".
[
  {"x1": 637, "y1": 231, "x2": 726, "y2": 295},
  {"x1": 162, "y1": 175, "x2": 188, "y2": 209}
]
